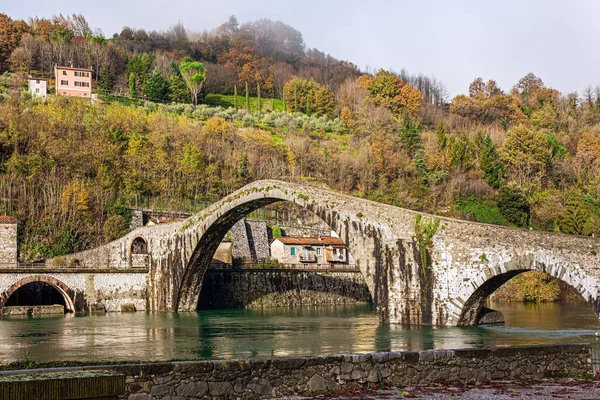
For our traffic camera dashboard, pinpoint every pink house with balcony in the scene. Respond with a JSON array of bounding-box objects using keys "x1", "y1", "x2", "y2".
[{"x1": 54, "y1": 66, "x2": 93, "y2": 99}]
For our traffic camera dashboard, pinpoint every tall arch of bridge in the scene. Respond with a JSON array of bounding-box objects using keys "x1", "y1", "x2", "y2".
[{"x1": 175, "y1": 183, "x2": 390, "y2": 315}]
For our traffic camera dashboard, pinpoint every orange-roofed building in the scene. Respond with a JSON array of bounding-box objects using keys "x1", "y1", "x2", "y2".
[
  {"x1": 270, "y1": 235, "x2": 354, "y2": 265},
  {"x1": 54, "y1": 65, "x2": 93, "y2": 99}
]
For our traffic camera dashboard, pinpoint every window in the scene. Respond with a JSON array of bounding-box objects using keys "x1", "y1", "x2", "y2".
[
  {"x1": 35, "y1": 88, "x2": 39, "y2": 93},
  {"x1": 60, "y1": 80, "x2": 68, "y2": 85},
  {"x1": 290, "y1": 247, "x2": 296, "y2": 256},
  {"x1": 36, "y1": 80, "x2": 40, "y2": 84},
  {"x1": 62, "y1": 70, "x2": 67, "y2": 75},
  {"x1": 74, "y1": 71, "x2": 90, "y2": 77},
  {"x1": 316, "y1": 248, "x2": 321, "y2": 255},
  {"x1": 74, "y1": 81, "x2": 90, "y2": 87}
]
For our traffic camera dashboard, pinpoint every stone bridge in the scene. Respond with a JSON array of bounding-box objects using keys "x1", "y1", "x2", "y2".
[{"x1": 28, "y1": 179, "x2": 600, "y2": 326}]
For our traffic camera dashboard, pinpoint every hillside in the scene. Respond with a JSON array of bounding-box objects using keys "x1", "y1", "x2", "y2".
[{"x1": 1, "y1": 12, "x2": 600, "y2": 303}]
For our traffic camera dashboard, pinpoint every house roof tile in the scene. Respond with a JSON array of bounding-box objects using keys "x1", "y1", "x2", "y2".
[
  {"x1": 275, "y1": 236, "x2": 345, "y2": 246},
  {"x1": 0, "y1": 214, "x2": 17, "y2": 223}
]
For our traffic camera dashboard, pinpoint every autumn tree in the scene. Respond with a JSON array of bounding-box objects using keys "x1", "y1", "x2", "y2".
[
  {"x1": 179, "y1": 56, "x2": 206, "y2": 105},
  {"x1": 468, "y1": 77, "x2": 485, "y2": 97},
  {"x1": 500, "y1": 124, "x2": 551, "y2": 188},
  {"x1": 359, "y1": 70, "x2": 423, "y2": 117},
  {"x1": 283, "y1": 77, "x2": 335, "y2": 117},
  {"x1": 0, "y1": 13, "x2": 28, "y2": 71}
]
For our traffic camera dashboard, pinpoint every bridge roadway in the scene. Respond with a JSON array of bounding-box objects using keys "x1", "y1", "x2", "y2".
[{"x1": 1, "y1": 179, "x2": 599, "y2": 326}]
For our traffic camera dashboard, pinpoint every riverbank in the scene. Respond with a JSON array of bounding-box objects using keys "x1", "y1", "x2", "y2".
[
  {"x1": 0, "y1": 344, "x2": 592, "y2": 399},
  {"x1": 270, "y1": 380, "x2": 600, "y2": 399}
]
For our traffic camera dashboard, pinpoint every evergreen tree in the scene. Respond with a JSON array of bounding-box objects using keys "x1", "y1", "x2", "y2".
[
  {"x1": 257, "y1": 82, "x2": 262, "y2": 113},
  {"x1": 398, "y1": 115, "x2": 422, "y2": 154},
  {"x1": 306, "y1": 95, "x2": 311, "y2": 116},
  {"x1": 498, "y1": 186, "x2": 530, "y2": 228},
  {"x1": 168, "y1": 60, "x2": 190, "y2": 103},
  {"x1": 283, "y1": 91, "x2": 287, "y2": 111},
  {"x1": 294, "y1": 87, "x2": 298, "y2": 111},
  {"x1": 478, "y1": 133, "x2": 505, "y2": 188},
  {"x1": 98, "y1": 64, "x2": 115, "y2": 94},
  {"x1": 245, "y1": 81, "x2": 250, "y2": 110},
  {"x1": 128, "y1": 72, "x2": 136, "y2": 98},
  {"x1": 234, "y1": 85, "x2": 238, "y2": 110},
  {"x1": 560, "y1": 191, "x2": 590, "y2": 235},
  {"x1": 145, "y1": 71, "x2": 169, "y2": 102}
]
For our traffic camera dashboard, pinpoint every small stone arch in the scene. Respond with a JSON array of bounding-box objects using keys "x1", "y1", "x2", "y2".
[
  {"x1": 455, "y1": 259, "x2": 599, "y2": 326},
  {"x1": 129, "y1": 235, "x2": 149, "y2": 268},
  {"x1": 0, "y1": 276, "x2": 76, "y2": 314}
]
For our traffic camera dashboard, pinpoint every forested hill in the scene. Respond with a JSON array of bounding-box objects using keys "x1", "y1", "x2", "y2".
[
  {"x1": 0, "y1": 13, "x2": 446, "y2": 105},
  {"x1": 1, "y1": 12, "x2": 600, "y2": 270}
]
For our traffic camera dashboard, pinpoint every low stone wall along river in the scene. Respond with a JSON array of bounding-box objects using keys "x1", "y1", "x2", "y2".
[{"x1": 1, "y1": 344, "x2": 591, "y2": 399}]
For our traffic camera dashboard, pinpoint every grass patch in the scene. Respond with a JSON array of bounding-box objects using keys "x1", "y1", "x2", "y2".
[
  {"x1": 205, "y1": 94, "x2": 286, "y2": 112},
  {"x1": 98, "y1": 94, "x2": 143, "y2": 107},
  {"x1": 456, "y1": 198, "x2": 505, "y2": 225}
]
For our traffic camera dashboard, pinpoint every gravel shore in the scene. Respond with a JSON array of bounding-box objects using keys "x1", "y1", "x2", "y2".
[{"x1": 270, "y1": 380, "x2": 600, "y2": 399}]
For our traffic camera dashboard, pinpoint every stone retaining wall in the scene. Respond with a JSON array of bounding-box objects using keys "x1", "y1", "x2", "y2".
[
  {"x1": 3, "y1": 344, "x2": 587, "y2": 400},
  {"x1": 198, "y1": 270, "x2": 372, "y2": 309}
]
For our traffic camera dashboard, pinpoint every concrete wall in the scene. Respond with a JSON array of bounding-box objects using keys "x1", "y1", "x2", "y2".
[
  {"x1": 0, "y1": 223, "x2": 17, "y2": 268},
  {"x1": 0, "y1": 270, "x2": 148, "y2": 313},
  {"x1": 14, "y1": 344, "x2": 589, "y2": 399},
  {"x1": 212, "y1": 242, "x2": 232, "y2": 265},
  {"x1": 198, "y1": 270, "x2": 372, "y2": 309}
]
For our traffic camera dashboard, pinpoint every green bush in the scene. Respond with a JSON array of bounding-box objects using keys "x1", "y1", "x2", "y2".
[{"x1": 103, "y1": 215, "x2": 129, "y2": 242}]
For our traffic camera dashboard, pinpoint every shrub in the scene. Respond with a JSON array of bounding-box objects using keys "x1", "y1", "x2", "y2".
[{"x1": 103, "y1": 215, "x2": 129, "y2": 243}]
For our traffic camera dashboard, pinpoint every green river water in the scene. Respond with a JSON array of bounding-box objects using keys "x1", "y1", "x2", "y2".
[{"x1": 0, "y1": 302, "x2": 598, "y2": 364}]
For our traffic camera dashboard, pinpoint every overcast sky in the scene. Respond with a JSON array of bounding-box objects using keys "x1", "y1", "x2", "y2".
[{"x1": 4, "y1": 0, "x2": 598, "y2": 97}]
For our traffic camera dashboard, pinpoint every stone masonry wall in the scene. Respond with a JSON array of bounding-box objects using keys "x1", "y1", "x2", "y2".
[
  {"x1": 231, "y1": 219, "x2": 270, "y2": 263},
  {"x1": 0, "y1": 223, "x2": 17, "y2": 268},
  {"x1": 198, "y1": 270, "x2": 372, "y2": 309},
  {"x1": 0, "y1": 270, "x2": 148, "y2": 313},
  {"x1": 25, "y1": 344, "x2": 589, "y2": 399}
]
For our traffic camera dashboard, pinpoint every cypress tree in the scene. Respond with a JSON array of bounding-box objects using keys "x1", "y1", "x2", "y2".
[
  {"x1": 245, "y1": 82, "x2": 250, "y2": 111},
  {"x1": 129, "y1": 73, "x2": 136, "y2": 98},
  {"x1": 294, "y1": 88, "x2": 298, "y2": 112},
  {"x1": 234, "y1": 85, "x2": 238, "y2": 110},
  {"x1": 479, "y1": 133, "x2": 505, "y2": 188},
  {"x1": 257, "y1": 82, "x2": 262, "y2": 113},
  {"x1": 306, "y1": 96, "x2": 311, "y2": 116}
]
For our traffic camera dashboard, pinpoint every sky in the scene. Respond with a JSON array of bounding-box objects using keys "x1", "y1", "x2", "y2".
[{"x1": 3, "y1": 0, "x2": 599, "y2": 97}]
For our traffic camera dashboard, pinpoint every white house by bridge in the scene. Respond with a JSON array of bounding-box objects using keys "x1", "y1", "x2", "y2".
[{"x1": 270, "y1": 236, "x2": 355, "y2": 265}]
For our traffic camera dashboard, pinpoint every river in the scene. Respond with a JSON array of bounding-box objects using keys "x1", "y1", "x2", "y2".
[{"x1": 0, "y1": 302, "x2": 597, "y2": 364}]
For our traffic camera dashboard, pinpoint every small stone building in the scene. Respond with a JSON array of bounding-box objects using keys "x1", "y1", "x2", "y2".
[
  {"x1": 28, "y1": 79, "x2": 47, "y2": 99},
  {"x1": 0, "y1": 215, "x2": 18, "y2": 267},
  {"x1": 270, "y1": 236, "x2": 353, "y2": 266}
]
